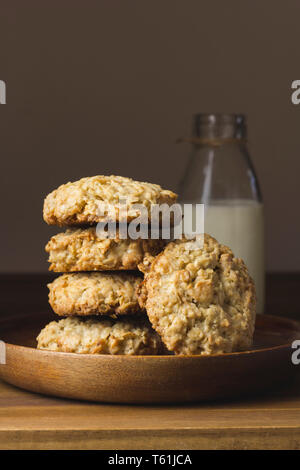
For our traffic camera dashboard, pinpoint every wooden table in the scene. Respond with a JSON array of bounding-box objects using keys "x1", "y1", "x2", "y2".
[{"x1": 1, "y1": 273, "x2": 300, "y2": 450}]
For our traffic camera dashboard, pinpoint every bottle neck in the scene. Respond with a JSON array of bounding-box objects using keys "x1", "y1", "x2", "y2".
[{"x1": 179, "y1": 137, "x2": 247, "y2": 148}]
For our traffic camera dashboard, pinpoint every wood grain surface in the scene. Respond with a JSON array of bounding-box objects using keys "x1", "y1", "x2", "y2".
[
  {"x1": 1, "y1": 375, "x2": 300, "y2": 449},
  {"x1": 0, "y1": 273, "x2": 300, "y2": 449}
]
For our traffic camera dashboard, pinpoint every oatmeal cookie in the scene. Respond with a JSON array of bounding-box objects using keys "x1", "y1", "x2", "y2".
[
  {"x1": 138, "y1": 234, "x2": 256, "y2": 355},
  {"x1": 46, "y1": 227, "x2": 165, "y2": 272},
  {"x1": 36, "y1": 316, "x2": 164, "y2": 355},
  {"x1": 43, "y1": 175, "x2": 177, "y2": 226},
  {"x1": 48, "y1": 272, "x2": 143, "y2": 316}
]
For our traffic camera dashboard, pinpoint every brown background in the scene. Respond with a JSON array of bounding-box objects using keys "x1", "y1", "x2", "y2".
[{"x1": 0, "y1": 0, "x2": 299, "y2": 273}]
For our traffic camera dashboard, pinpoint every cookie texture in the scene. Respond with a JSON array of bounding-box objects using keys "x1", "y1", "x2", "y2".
[
  {"x1": 48, "y1": 272, "x2": 143, "y2": 316},
  {"x1": 46, "y1": 227, "x2": 165, "y2": 272},
  {"x1": 138, "y1": 234, "x2": 256, "y2": 356},
  {"x1": 36, "y1": 316, "x2": 164, "y2": 355},
  {"x1": 43, "y1": 175, "x2": 177, "y2": 226}
]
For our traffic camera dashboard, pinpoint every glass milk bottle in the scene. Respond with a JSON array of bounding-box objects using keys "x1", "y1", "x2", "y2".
[{"x1": 178, "y1": 113, "x2": 264, "y2": 313}]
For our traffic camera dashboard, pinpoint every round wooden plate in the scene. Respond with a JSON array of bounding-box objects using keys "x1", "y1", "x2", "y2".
[{"x1": 0, "y1": 313, "x2": 299, "y2": 403}]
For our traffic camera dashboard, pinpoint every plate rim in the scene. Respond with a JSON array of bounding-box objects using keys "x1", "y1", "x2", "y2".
[{"x1": 2, "y1": 313, "x2": 299, "y2": 361}]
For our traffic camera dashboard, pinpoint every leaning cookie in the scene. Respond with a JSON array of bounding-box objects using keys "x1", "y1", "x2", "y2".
[
  {"x1": 46, "y1": 227, "x2": 165, "y2": 272},
  {"x1": 43, "y1": 175, "x2": 177, "y2": 226},
  {"x1": 36, "y1": 316, "x2": 164, "y2": 355},
  {"x1": 138, "y1": 234, "x2": 256, "y2": 356},
  {"x1": 48, "y1": 272, "x2": 143, "y2": 316}
]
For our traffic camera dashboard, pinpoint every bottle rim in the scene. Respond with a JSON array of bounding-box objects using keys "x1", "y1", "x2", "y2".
[{"x1": 193, "y1": 113, "x2": 247, "y2": 140}]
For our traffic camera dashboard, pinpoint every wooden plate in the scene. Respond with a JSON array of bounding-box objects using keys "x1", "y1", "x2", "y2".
[{"x1": 0, "y1": 313, "x2": 299, "y2": 404}]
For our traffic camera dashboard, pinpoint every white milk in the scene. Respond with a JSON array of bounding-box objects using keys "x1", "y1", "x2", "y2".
[{"x1": 204, "y1": 200, "x2": 265, "y2": 313}]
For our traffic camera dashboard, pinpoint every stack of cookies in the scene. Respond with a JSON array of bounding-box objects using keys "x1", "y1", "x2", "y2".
[
  {"x1": 37, "y1": 174, "x2": 257, "y2": 356},
  {"x1": 37, "y1": 175, "x2": 177, "y2": 355}
]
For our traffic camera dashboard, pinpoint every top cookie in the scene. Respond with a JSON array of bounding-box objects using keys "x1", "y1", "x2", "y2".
[
  {"x1": 43, "y1": 175, "x2": 177, "y2": 226},
  {"x1": 138, "y1": 234, "x2": 256, "y2": 356}
]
